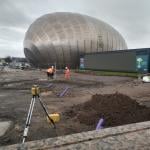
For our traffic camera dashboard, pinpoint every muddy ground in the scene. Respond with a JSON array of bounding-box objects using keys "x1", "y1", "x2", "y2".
[
  {"x1": 65, "y1": 93, "x2": 150, "y2": 128},
  {"x1": 0, "y1": 68, "x2": 150, "y2": 146}
]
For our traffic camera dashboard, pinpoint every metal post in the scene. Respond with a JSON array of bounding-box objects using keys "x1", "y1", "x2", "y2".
[
  {"x1": 54, "y1": 62, "x2": 57, "y2": 79},
  {"x1": 84, "y1": 40, "x2": 86, "y2": 53},
  {"x1": 91, "y1": 40, "x2": 92, "y2": 53}
]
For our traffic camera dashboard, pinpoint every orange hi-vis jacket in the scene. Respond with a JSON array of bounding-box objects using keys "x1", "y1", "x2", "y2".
[{"x1": 47, "y1": 68, "x2": 53, "y2": 73}]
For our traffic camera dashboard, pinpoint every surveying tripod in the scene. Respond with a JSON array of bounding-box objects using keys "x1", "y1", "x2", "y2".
[{"x1": 22, "y1": 85, "x2": 56, "y2": 144}]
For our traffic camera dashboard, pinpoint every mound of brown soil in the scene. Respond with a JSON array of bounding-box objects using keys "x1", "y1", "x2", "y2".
[{"x1": 65, "y1": 93, "x2": 150, "y2": 128}]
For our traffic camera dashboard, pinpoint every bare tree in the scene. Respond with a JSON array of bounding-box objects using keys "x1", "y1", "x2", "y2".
[{"x1": 4, "y1": 56, "x2": 12, "y2": 63}]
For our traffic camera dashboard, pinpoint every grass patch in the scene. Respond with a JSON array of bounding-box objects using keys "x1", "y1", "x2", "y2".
[{"x1": 75, "y1": 69, "x2": 139, "y2": 78}]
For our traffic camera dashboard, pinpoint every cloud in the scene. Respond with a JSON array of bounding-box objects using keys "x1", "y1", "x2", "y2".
[
  {"x1": 0, "y1": 27, "x2": 26, "y2": 41},
  {"x1": 0, "y1": 26, "x2": 25, "y2": 57},
  {"x1": 0, "y1": 0, "x2": 150, "y2": 57},
  {"x1": 0, "y1": 39, "x2": 23, "y2": 57},
  {"x1": 0, "y1": 0, "x2": 32, "y2": 28}
]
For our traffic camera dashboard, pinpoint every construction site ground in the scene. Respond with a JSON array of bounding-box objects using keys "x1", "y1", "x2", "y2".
[{"x1": 0, "y1": 69, "x2": 150, "y2": 146}]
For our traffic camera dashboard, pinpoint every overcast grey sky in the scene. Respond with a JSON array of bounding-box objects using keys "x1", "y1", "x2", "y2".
[{"x1": 0, "y1": 0, "x2": 150, "y2": 57}]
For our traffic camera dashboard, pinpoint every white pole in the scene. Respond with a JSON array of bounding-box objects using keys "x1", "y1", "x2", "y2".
[{"x1": 54, "y1": 62, "x2": 57, "y2": 79}]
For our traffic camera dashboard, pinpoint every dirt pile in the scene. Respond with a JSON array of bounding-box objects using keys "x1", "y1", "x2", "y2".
[{"x1": 65, "y1": 93, "x2": 150, "y2": 128}]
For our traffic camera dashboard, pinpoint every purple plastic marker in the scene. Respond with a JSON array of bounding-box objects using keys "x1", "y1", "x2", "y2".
[
  {"x1": 96, "y1": 118, "x2": 104, "y2": 130},
  {"x1": 47, "y1": 83, "x2": 53, "y2": 88},
  {"x1": 59, "y1": 87, "x2": 69, "y2": 97}
]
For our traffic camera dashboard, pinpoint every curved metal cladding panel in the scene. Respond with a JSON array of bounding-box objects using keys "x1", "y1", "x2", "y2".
[{"x1": 24, "y1": 12, "x2": 128, "y2": 68}]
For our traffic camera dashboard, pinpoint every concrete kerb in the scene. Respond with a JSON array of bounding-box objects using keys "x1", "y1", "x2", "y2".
[{"x1": 1, "y1": 121, "x2": 150, "y2": 150}]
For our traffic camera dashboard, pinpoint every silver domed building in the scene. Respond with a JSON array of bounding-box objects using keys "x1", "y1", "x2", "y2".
[{"x1": 24, "y1": 12, "x2": 127, "y2": 68}]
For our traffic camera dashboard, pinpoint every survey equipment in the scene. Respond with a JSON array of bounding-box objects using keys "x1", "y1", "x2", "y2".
[{"x1": 22, "y1": 85, "x2": 57, "y2": 144}]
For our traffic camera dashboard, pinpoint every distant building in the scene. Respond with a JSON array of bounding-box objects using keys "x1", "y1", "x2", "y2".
[
  {"x1": 0, "y1": 59, "x2": 6, "y2": 65},
  {"x1": 11, "y1": 57, "x2": 27, "y2": 63},
  {"x1": 82, "y1": 48, "x2": 150, "y2": 73},
  {"x1": 9, "y1": 57, "x2": 30, "y2": 69},
  {"x1": 24, "y1": 12, "x2": 127, "y2": 68}
]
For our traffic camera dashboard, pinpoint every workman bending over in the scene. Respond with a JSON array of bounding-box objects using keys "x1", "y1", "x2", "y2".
[{"x1": 64, "y1": 66, "x2": 70, "y2": 80}]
